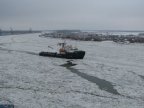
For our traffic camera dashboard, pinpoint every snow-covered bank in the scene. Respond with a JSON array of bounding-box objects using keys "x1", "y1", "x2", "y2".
[{"x1": 0, "y1": 34, "x2": 144, "y2": 108}]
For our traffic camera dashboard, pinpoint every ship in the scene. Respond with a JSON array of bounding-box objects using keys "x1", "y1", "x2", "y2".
[{"x1": 39, "y1": 42, "x2": 85, "y2": 59}]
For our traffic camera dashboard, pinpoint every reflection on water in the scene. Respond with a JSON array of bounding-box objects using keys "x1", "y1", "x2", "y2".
[
  {"x1": 61, "y1": 62, "x2": 120, "y2": 95},
  {"x1": 60, "y1": 60, "x2": 77, "y2": 67}
]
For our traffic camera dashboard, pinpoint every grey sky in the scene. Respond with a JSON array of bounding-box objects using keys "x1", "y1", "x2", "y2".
[{"x1": 0, "y1": 0, "x2": 144, "y2": 30}]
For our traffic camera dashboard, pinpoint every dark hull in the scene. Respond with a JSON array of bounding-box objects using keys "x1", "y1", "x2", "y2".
[{"x1": 39, "y1": 51, "x2": 85, "y2": 59}]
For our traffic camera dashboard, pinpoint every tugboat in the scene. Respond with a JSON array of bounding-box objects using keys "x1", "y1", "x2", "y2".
[{"x1": 39, "y1": 42, "x2": 85, "y2": 59}]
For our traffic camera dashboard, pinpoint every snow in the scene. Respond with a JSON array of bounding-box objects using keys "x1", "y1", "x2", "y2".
[{"x1": 0, "y1": 33, "x2": 144, "y2": 108}]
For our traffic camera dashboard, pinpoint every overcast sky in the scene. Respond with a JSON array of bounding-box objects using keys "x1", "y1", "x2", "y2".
[{"x1": 0, "y1": 0, "x2": 144, "y2": 30}]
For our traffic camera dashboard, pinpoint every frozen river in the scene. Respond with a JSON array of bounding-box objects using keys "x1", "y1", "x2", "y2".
[{"x1": 0, "y1": 33, "x2": 144, "y2": 108}]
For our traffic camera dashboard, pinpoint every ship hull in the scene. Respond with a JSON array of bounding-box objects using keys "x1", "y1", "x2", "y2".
[{"x1": 39, "y1": 51, "x2": 85, "y2": 59}]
